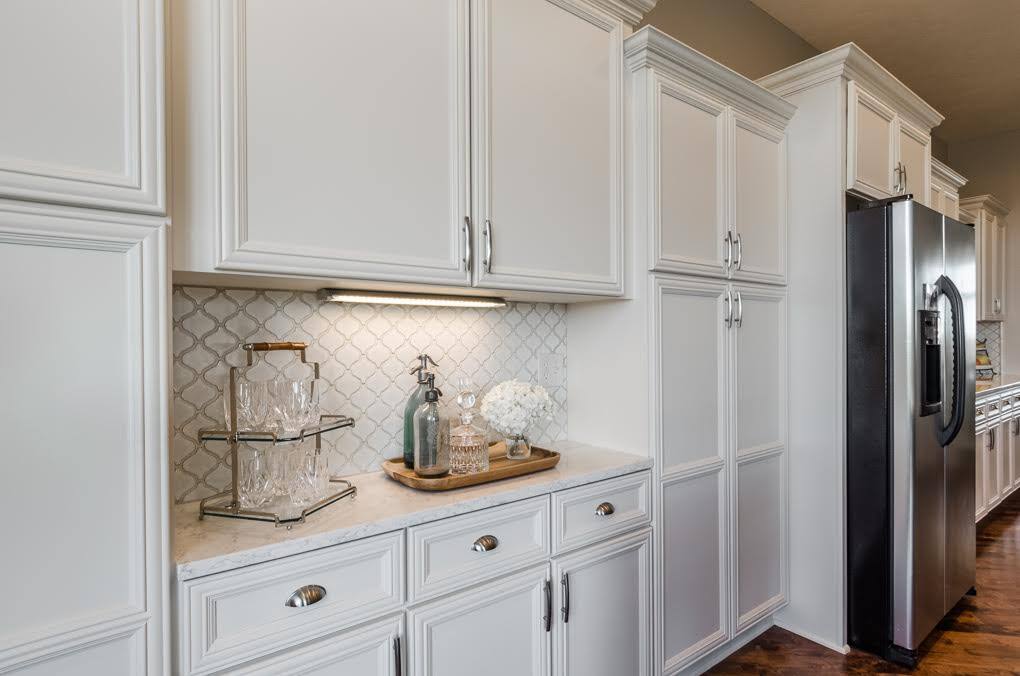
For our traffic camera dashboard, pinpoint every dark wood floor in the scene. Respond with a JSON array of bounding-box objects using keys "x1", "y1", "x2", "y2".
[{"x1": 709, "y1": 494, "x2": 1020, "y2": 675}]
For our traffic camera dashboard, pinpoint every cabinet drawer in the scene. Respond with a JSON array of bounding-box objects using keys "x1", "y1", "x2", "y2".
[
  {"x1": 408, "y1": 496, "x2": 549, "y2": 603},
  {"x1": 552, "y1": 471, "x2": 652, "y2": 553},
  {"x1": 179, "y1": 531, "x2": 404, "y2": 675}
]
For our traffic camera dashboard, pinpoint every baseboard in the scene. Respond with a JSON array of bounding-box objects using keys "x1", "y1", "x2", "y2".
[
  {"x1": 669, "y1": 615, "x2": 775, "y2": 676},
  {"x1": 773, "y1": 618, "x2": 850, "y2": 655}
]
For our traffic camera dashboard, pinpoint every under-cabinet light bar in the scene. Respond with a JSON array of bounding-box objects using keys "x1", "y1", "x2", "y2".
[{"x1": 317, "y1": 288, "x2": 507, "y2": 308}]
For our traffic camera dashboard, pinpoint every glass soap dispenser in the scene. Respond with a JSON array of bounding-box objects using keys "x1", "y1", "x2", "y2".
[
  {"x1": 403, "y1": 354, "x2": 437, "y2": 468},
  {"x1": 450, "y1": 378, "x2": 488, "y2": 474},
  {"x1": 413, "y1": 374, "x2": 449, "y2": 477}
]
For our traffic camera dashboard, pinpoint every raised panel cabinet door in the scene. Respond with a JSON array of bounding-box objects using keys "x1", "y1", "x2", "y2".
[
  {"x1": 653, "y1": 276, "x2": 729, "y2": 476},
  {"x1": 552, "y1": 529, "x2": 651, "y2": 676},
  {"x1": 943, "y1": 191, "x2": 960, "y2": 220},
  {"x1": 211, "y1": 0, "x2": 471, "y2": 285},
  {"x1": 0, "y1": 201, "x2": 167, "y2": 674},
  {"x1": 650, "y1": 75, "x2": 728, "y2": 278},
  {"x1": 731, "y1": 112, "x2": 786, "y2": 285},
  {"x1": 978, "y1": 213, "x2": 1004, "y2": 320},
  {"x1": 984, "y1": 425, "x2": 1001, "y2": 509},
  {"x1": 408, "y1": 565, "x2": 550, "y2": 676},
  {"x1": 994, "y1": 220, "x2": 1007, "y2": 319},
  {"x1": 976, "y1": 430, "x2": 986, "y2": 520},
  {"x1": 930, "y1": 182, "x2": 945, "y2": 216},
  {"x1": 659, "y1": 470, "x2": 728, "y2": 672},
  {"x1": 996, "y1": 421, "x2": 1009, "y2": 499},
  {"x1": 897, "y1": 120, "x2": 931, "y2": 206},
  {"x1": 847, "y1": 81, "x2": 896, "y2": 199},
  {"x1": 0, "y1": 0, "x2": 165, "y2": 213},
  {"x1": 731, "y1": 285, "x2": 787, "y2": 459},
  {"x1": 233, "y1": 616, "x2": 403, "y2": 676},
  {"x1": 472, "y1": 0, "x2": 624, "y2": 295},
  {"x1": 734, "y1": 451, "x2": 786, "y2": 631}
]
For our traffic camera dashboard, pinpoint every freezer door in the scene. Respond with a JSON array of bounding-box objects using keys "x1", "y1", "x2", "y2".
[
  {"x1": 890, "y1": 200, "x2": 947, "y2": 650},
  {"x1": 943, "y1": 218, "x2": 976, "y2": 609}
]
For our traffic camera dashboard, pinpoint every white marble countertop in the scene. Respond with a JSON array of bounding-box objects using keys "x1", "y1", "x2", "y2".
[
  {"x1": 976, "y1": 373, "x2": 1020, "y2": 401},
  {"x1": 174, "y1": 441, "x2": 651, "y2": 581}
]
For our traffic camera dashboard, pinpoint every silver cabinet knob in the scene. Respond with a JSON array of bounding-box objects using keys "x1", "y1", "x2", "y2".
[
  {"x1": 595, "y1": 502, "x2": 615, "y2": 517},
  {"x1": 472, "y1": 535, "x2": 499, "y2": 553},
  {"x1": 285, "y1": 584, "x2": 326, "y2": 607}
]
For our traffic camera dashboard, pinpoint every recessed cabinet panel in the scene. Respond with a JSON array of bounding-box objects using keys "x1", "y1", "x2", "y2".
[
  {"x1": 656, "y1": 278, "x2": 729, "y2": 474},
  {"x1": 848, "y1": 81, "x2": 896, "y2": 199},
  {"x1": 732, "y1": 286, "x2": 786, "y2": 457},
  {"x1": 943, "y1": 192, "x2": 960, "y2": 220},
  {"x1": 215, "y1": 0, "x2": 470, "y2": 284},
  {"x1": 732, "y1": 114, "x2": 786, "y2": 284},
  {"x1": 553, "y1": 530, "x2": 651, "y2": 676},
  {"x1": 409, "y1": 566, "x2": 550, "y2": 676},
  {"x1": 0, "y1": 0, "x2": 164, "y2": 212},
  {"x1": 654, "y1": 80, "x2": 727, "y2": 276},
  {"x1": 660, "y1": 471, "x2": 726, "y2": 670},
  {"x1": 473, "y1": 0, "x2": 623, "y2": 294},
  {"x1": 736, "y1": 452, "x2": 785, "y2": 626},
  {"x1": 898, "y1": 121, "x2": 930, "y2": 205}
]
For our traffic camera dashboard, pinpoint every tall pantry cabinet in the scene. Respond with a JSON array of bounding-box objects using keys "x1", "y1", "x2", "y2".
[
  {"x1": 0, "y1": 1, "x2": 169, "y2": 675},
  {"x1": 568, "y1": 27, "x2": 794, "y2": 675}
]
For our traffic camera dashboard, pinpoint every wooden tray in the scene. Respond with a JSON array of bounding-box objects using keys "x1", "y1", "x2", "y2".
[{"x1": 382, "y1": 442, "x2": 560, "y2": 491}]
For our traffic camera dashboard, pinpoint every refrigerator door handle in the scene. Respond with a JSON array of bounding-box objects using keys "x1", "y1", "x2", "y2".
[{"x1": 934, "y1": 274, "x2": 966, "y2": 447}]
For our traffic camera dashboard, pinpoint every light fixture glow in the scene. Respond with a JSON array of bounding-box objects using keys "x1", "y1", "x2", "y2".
[{"x1": 317, "y1": 288, "x2": 507, "y2": 308}]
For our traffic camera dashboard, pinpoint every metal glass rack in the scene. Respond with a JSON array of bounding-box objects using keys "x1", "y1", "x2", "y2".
[{"x1": 198, "y1": 341, "x2": 357, "y2": 527}]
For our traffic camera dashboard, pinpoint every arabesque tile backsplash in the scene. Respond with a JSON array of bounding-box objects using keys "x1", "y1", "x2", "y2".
[
  {"x1": 172, "y1": 286, "x2": 567, "y2": 503},
  {"x1": 978, "y1": 321, "x2": 1002, "y2": 376}
]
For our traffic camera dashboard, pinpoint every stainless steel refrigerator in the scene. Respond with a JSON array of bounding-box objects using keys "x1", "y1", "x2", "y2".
[{"x1": 846, "y1": 196, "x2": 976, "y2": 667}]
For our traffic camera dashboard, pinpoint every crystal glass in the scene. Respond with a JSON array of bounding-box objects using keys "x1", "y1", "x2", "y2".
[
  {"x1": 239, "y1": 447, "x2": 272, "y2": 508},
  {"x1": 270, "y1": 377, "x2": 320, "y2": 434},
  {"x1": 450, "y1": 377, "x2": 488, "y2": 474},
  {"x1": 223, "y1": 378, "x2": 270, "y2": 431},
  {"x1": 290, "y1": 450, "x2": 329, "y2": 507}
]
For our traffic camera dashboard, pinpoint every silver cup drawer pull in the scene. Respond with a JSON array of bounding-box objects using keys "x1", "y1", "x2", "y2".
[
  {"x1": 285, "y1": 584, "x2": 327, "y2": 608},
  {"x1": 594, "y1": 502, "x2": 615, "y2": 517},
  {"x1": 471, "y1": 535, "x2": 499, "y2": 553}
]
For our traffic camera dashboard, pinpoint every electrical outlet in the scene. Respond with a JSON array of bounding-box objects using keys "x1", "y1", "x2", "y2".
[{"x1": 539, "y1": 353, "x2": 565, "y2": 389}]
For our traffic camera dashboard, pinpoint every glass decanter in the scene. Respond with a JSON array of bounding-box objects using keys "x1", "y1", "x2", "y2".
[{"x1": 449, "y1": 377, "x2": 489, "y2": 474}]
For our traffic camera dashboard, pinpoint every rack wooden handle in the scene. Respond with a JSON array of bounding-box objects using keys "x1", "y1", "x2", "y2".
[{"x1": 244, "y1": 341, "x2": 308, "y2": 352}]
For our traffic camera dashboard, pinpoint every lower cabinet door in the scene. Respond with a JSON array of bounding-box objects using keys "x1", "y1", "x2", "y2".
[
  {"x1": 408, "y1": 565, "x2": 550, "y2": 676},
  {"x1": 233, "y1": 615, "x2": 403, "y2": 676},
  {"x1": 551, "y1": 529, "x2": 652, "y2": 676},
  {"x1": 984, "y1": 425, "x2": 1002, "y2": 508},
  {"x1": 734, "y1": 450, "x2": 786, "y2": 631},
  {"x1": 976, "y1": 430, "x2": 987, "y2": 520},
  {"x1": 1011, "y1": 417, "x2": 1020, "y2": 489}
]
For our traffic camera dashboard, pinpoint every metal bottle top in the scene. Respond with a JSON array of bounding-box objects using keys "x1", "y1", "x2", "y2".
[
  {"x1": 410, "y1": 353, "x2": 438, "y2": 384},
  {"x1": 423, "y1": 373, "x2": 442, "y2": 403}
]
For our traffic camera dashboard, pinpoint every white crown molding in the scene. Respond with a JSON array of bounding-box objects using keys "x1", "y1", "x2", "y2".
[
  {"x1": 931, "y1": 158, "x2": 967, "y2": 190},
  {"x1": 757, "y1": 42, "x2": 944, "y2": 131},
  {"x1": 960, "y1": 194, "x2": 1010, "y2": 218},
  {"x1": 625, "y1": 26, "x2": 796, "y2": 129},
  {"x1": 586, "y1": 0, "x2": 656, "y2": 26}
]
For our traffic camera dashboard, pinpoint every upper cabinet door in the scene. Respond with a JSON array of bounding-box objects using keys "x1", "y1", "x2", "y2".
[
  {"x1": 847, "y1": 81, "x2": 897, "y2": 199},
  {"x1": 943, "y1": 191, "x2": 960, "y2": 220},
  {"x1": 472, "y1": 0, "x2": 624, "y2": 295},
  {"x1": 209, "y1": 0, "x2": 471, "y2": 286},
  {"x1": 649, "y1": 76, "x2": 728, "y2": 278},
  {"x1": 897, "y1": 119, "x2": 931, "y2": 205},
  {"x1": 731, "y1": 112, "x2": 786, "y2": 285},
  {"x1": 0, "y1": 0, "x2": 165, "y2": 214}
]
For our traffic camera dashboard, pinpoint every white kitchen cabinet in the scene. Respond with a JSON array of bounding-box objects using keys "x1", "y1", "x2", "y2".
[
  {"x1": 232, "y1": 616, "x2": 404, "y2": 676},
  {"x1": 0, "y1": 201, "x2": 168, "y2": 674},
  {"x1": 173, "y1": 0, "x2": 643, "y2": 296},
  {"x1": 735, "y1": 451, "x2": 786, "y2": 630},
  {"x1": 634, "y1": 30, "x2": 792, "y2": 285},
  {"x1": 1010, "y1": 416, "x2": 1020, "y2": 490},
  {"x1": 930, "y1": 159, "x2": 966, "y2": 220},
  {"x1": 408, "y1": 565, "x2": 550, "y2": 676},
  {"x1": 982, "y1": 423, "x2": 1004, "y2": 512},
  {"x1": 0, "y1": 0, "x2": 165, "y2": 213},
  {"x1": 963, "y1": 195, "x2": 1010, "y2": 322},
  {"x1": 847, "y1": 80, "x2": 934, "y2": 204},
  {"x1": 976, "y1": 426, "x2": 987, "y2": 521},
  {"x1": 470, "y1": 0, "x2": 624, "y2": 295},
  {"x1": 551, "y1": 529, "x2": 652, "y2": 676}
]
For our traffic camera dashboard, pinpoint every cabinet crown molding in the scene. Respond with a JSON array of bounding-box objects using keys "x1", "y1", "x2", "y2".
[
  {"x1": 587, "y1": 0, "x2": 657, "y2": 26},
  {"x1": 625, "y1": 26, "x2": 796, "y2": 128},
  {"x1": 960, "y1": 194, "x2": 1010, "y2": 219},
  {"x1": 931, "y1": 158, "x2": 967, "y2": 190},
  {"x1": 757, "y1": 42, "x2": 944, "y2": 131}
]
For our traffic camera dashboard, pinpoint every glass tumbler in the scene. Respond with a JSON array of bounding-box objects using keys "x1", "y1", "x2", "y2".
[
  {"x1": 271, "y1": 377, "x2": 318, "y2": 434},
  {"x1": 239, "y1": 447, "x2": 273, "y2": 508}
]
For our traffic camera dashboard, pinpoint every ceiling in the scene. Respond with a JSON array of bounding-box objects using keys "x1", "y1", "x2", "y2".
[{"x1": 749, "y1": 0, "x2": 1020, "y2": 142}]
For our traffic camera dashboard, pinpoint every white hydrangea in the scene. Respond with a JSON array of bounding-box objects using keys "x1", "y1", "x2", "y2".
[{"x1": 480, "y1": 379, "x2": 552, "y2": 437}]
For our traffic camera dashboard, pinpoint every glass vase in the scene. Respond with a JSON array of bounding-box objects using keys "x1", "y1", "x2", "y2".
[{"x1": 505, "y1": 434, "x2": 531, "y2": 460}]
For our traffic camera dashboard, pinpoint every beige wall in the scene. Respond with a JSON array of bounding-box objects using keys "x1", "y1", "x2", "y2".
[
  {"x1": 639, "y1": 0, "x2": 818, "y2": 80},
  {"x1": 949, "y1": 129, "x2": 1020, "y2": 372}
]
